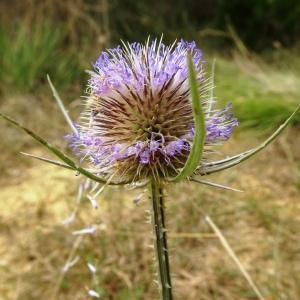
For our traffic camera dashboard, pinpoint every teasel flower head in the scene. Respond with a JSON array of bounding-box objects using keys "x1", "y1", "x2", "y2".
[
  {"x1": 0, "y1": 40, "x2": 298, "y2": 187},
  {"x1": 66, "y1": 39, "x2": 238, "y2": 184}
]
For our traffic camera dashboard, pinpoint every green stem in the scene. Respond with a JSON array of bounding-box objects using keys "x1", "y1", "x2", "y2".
[{"x1": 150, "y1": 180, "x2": 173, "y2": 300}]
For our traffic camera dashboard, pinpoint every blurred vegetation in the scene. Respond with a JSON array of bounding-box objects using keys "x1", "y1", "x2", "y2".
[
  {"x1": 0, "y1": 0, "x2": 300, "y2": 129},
  {"x1": 0, "y1": 21, "x2": 81, "y2": 93},
  {"x1": 215, "y1": 0, "x2": 300, "y2": 50}
]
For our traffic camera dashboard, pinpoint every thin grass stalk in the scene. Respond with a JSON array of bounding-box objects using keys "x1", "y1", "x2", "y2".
[{"x1": 150, "y1": 180, "x2": 173, "y2": 300}]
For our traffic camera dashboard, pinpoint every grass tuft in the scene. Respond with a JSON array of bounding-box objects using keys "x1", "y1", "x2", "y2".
[{"x1": 0, "y1": 19, "x2": 82, "y2": 94}]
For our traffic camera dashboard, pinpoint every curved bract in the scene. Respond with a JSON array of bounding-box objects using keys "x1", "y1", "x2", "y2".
[
  {"x1": 197, "y1": 103, "x2": 300, "y2": 176},
  {"x1": 0, "y1": 113, "x2": 126, "y2": 185},
  {"x1": 169, "y1": 53, "x2": 206, "y2": 182}
]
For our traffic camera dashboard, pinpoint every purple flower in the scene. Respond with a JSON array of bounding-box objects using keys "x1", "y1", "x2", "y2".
[
  {"x1": 205, "y1": 103, "x2": 238, "y2": 142},
  {"x1": 66, "y1": 39, "x2": 238, "y2": 182},
  {"x1": 140, "y1": 149, "x2": 151, "y2": 164}
]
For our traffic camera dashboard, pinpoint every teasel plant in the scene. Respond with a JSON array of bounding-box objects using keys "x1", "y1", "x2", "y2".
[{"x1": 1, "y1": 38, "x2": 299, "y2": 300}]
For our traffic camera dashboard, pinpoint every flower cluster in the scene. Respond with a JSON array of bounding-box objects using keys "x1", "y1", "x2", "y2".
[{"x1": 66, "y1": 39, "x2": 238, "y2": 182}]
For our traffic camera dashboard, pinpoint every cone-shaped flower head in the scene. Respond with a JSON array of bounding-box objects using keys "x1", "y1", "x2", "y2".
[{"x1": 66, "y1": 39, "x2": 238, "y2": 183}]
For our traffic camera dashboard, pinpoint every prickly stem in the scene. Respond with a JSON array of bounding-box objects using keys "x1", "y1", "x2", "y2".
[{"x1": 150, "y1": 180, "x2": 173, "y2": 300}]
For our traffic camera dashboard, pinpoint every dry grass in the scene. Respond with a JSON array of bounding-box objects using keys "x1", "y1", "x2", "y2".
[{"x1": 0, "y1": 106, "x2": 299, "y2": 299}]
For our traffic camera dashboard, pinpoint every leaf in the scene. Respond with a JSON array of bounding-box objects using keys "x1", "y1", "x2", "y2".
[
  {"x1": 170, "y1": 53, "x2": 206, "y2": 182},
  {"x1": 0, "y1": 113, "x2": 124, "y2": 185},
  {"x1": 47, "y1": 75, "x2": 78, "y2": 134},
  {"x1": 199, "y1": 104, "x2": 300, "y2": 175}
]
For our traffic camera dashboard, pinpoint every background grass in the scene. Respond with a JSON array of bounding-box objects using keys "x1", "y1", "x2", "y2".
[{"x1": 0, "y1": 20, "x2": 82, "y2": 94}]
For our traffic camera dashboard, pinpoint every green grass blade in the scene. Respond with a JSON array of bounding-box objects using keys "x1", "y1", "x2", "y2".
[
  {"x1": 0, "y1": 113, "x2": 123, "y2": 185},
  {"x1": 199, "y1": 104, "x2": 300, "y2": 175},
  {"x1": 47, "y1": 75, "x2": 78, "y2": 134},
  {"x1": 170, "y1": 53, "x2": 206, "y2": 182}
]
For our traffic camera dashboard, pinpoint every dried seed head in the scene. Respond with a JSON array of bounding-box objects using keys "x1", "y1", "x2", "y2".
[{"x1": 66, "y1": 39, "x2": 238, "y2": 183}]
